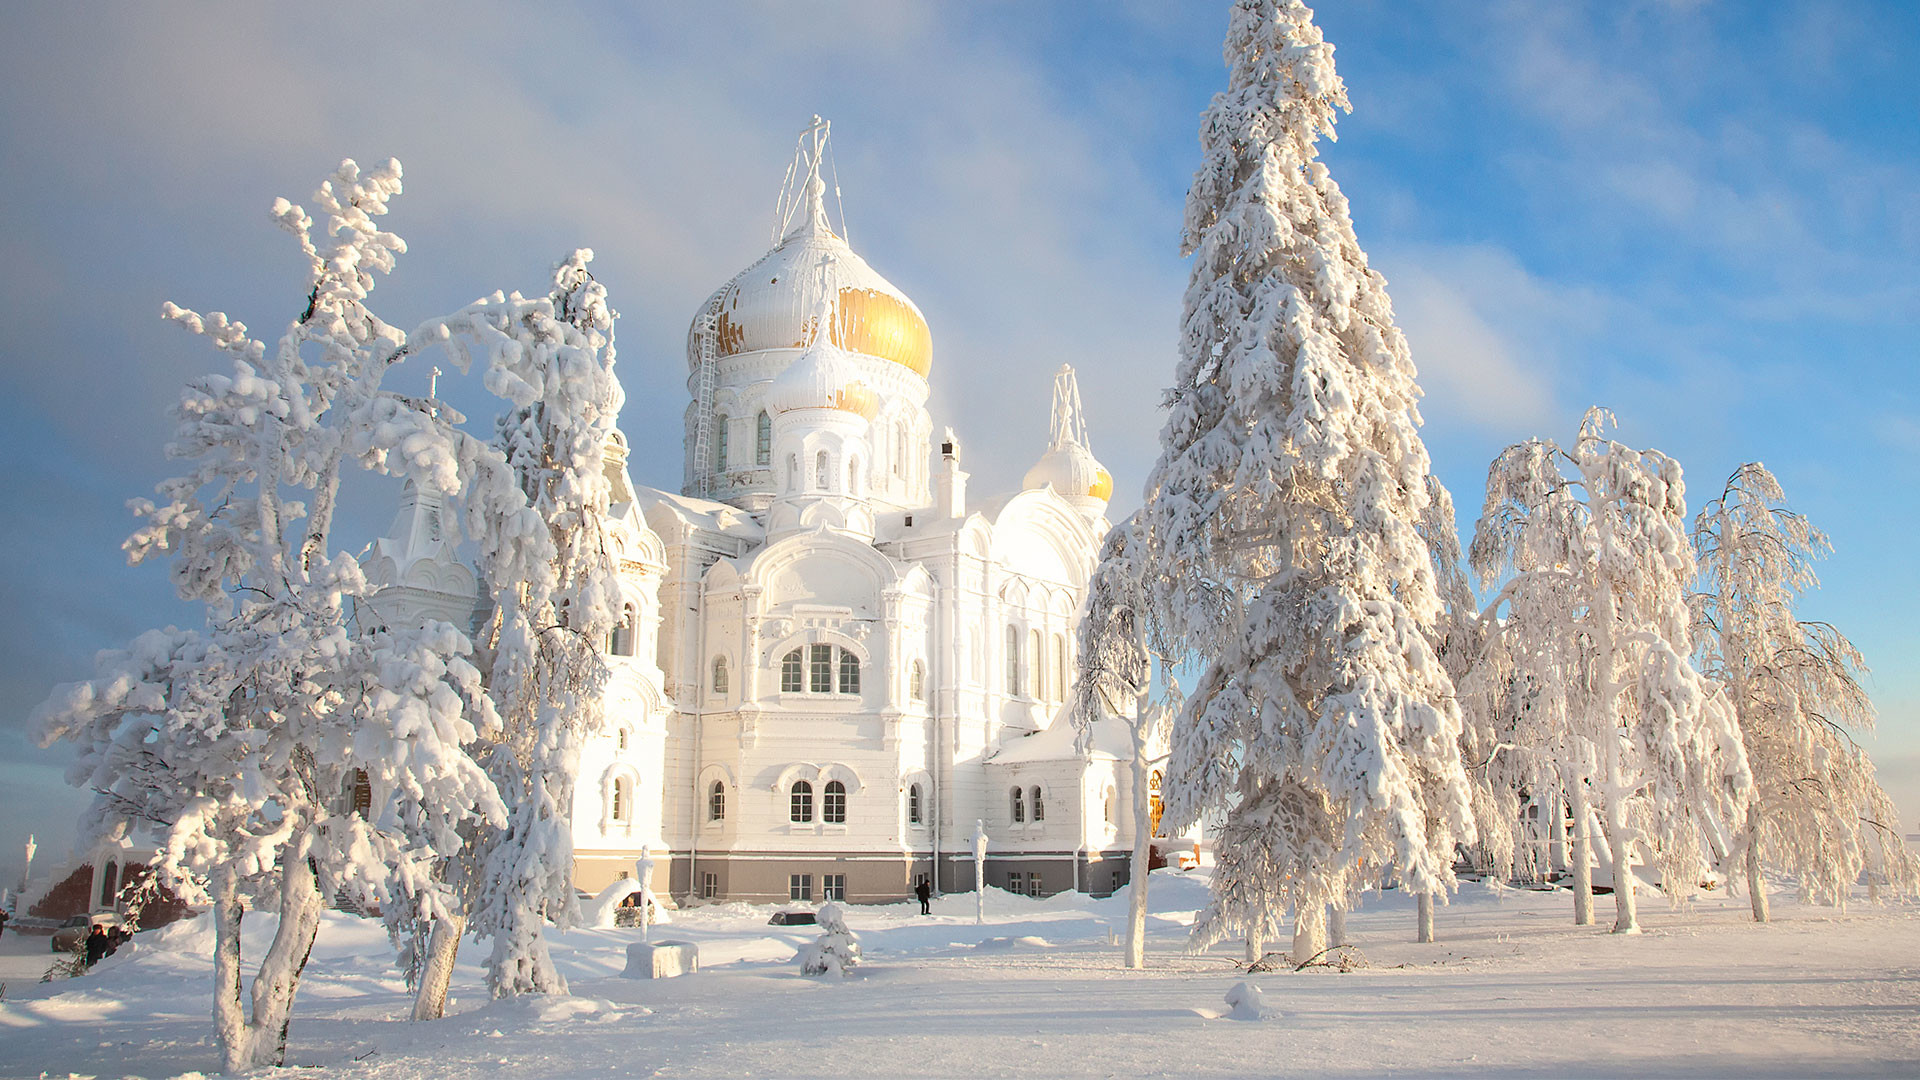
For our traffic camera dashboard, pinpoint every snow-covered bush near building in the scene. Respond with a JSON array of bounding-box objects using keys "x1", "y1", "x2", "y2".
[{"x1": 798, "y1": 902, "x2": 862, "y2": 977}]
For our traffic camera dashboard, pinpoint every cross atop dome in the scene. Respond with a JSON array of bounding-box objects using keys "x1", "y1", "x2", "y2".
[{"x1": 778, "y1": 115, "x2": 839, "y2": 244}]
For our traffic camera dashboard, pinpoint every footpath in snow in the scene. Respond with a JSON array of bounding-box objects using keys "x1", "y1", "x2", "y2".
[{"x1": 2, "y1": 870, "x2": 1917, "y2": 1079}]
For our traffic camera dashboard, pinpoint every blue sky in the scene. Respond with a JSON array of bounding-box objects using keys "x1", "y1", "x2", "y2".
[{"x1": 1, "y1": 1, "x2": 1916, "y2": 887}]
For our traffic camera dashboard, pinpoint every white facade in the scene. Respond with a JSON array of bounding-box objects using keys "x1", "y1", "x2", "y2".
[{"x1": 366, "y1": 118, "x2": 1145, "y2": 905}]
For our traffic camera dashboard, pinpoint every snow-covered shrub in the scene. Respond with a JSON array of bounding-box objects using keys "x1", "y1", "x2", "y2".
[{"x1": 798, "y1": 903, "x2": 862, "y2": 977}]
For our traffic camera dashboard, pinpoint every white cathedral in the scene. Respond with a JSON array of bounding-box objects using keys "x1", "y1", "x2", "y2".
[{"x1": 363, "y1": 120, "x2": 1152, "y2": 907}]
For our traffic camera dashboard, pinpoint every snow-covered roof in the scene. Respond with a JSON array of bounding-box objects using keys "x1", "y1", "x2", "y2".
[
  {"x1": 633, "y1": 485, "x2": 765, "y2": 541},
  {"x1": 988, "y1": 709, "x2": 1132, "y2": 764}
]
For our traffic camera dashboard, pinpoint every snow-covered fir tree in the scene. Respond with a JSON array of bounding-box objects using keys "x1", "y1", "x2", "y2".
[
  {"x1": 33, "y1": 159, "x2": 516, "y2": 1073},
  {"x1": 1469, "y1": 408, "x2": 1749, "y2": 933},
  {"x1": 1690, "y1": 463, "x2": 1918, "y2": 919},
  {"x1": 1145, "y1": 0, "x2": 1475, "y2": 962}
]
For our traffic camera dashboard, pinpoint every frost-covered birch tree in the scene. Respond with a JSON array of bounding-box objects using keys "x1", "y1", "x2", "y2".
[
  {"x1": 1691, "y1": 463, "x2": 1917, "y2": 920},
  {"x1": 1071, "y1": 516, "x2": 1178, "y2": 969},
  {"x1": 1470, "y1": 408, "x2": 1749, "y2": 934},
  {"x1": 405, "y1": 251, "x2": 626, "y2": 1008},
  {"x1": 1145, "y1": 0, "x2": 1475, "y2": 963},
  {"x1": 33, "y1": 159, "x2": 518, "y2": 1073}
]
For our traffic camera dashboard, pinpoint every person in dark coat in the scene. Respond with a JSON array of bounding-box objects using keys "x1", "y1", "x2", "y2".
[
  {"x1": 914, "y1": 878, "x2": 932, "y2": 916},
  {"x1": 0, "y1": 907, "x2": 9, "y2": 939},
  {"x1": 84, "y1": 924, "x2": 110, "y2": 968}
]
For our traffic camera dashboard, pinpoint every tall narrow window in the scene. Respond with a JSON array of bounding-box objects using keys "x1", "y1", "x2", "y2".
[
  {"x1": 848, "y1": 458, "x2": 860, "y2": 495},
  {"x1": 1006, "y1": 625, "x2": 1021, "y2": 697},
  {"x1": 910, "y1": 660, "x2": 925, "y2": 702},
  {"x1": 1011, "y1": 786, "x2": 1025, "y2": 824},
  {"x1": 715, "y1": 414, "x2": 729, "y2": 471},
  {"x1": 711, "y1": 656, "x2": 729, "y2": 695},
  {"x1": 616, "y1": 727, "x2": 629, "y2": 751},
  {"x1": 908, "y1": 783, "x2": 923, "y2": 825},
  {"x1": 1149, "y1": 770, "x2": 1165, "y2": 836},
  {"x1": 790, "y1": 781, "x2": 814, "y2": 823},
  {"x1": 838, "y1": 648, "x2": 860, "y2": 694},
  {"x1": 701, "y1": 871, "x2": 719, "y2": 899},
  {"x1": 1054, "y1": 634, "x2": 1066, "y2": 703},
  {"x1": 1030, "y1": 629, "x2": 1044, "y2": 700},
  {"x1": 781, "y1": 649, "x2": 804, "y2": 693},
  {"x1": 755, "y1": 411, "x2": 772, "y2": 466},
  {"x1": 815, "y1": 450, "x2": 829, "y2": 490},
  {"x1": 894, "y1": 424, "x2": 906, "y2": 477},
  {"x1": 810, "y1": 643, "x2": 833, "y2": 693},
  {"x1": 786, "y1": 453, "x2": 798, "y2": 492},
  {"x1": 610, "y1": 604, "x2": 637, "y2": 657},
  {"x1": 612, "y1": 776, "x2": 630, "y2": 822},
  {"x1": 823, "y1": 780, "x2": 847, "y2": 824},
  {"x1": 709, "y1": 780, "x2": 726, "y2": 822},
  {"x1": 1031, "y1": 786, "x2": 1045, "y2": 822}
]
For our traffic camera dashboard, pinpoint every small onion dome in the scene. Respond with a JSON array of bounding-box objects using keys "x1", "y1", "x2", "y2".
[
  {"x1": 765, "y1": 332, "x2": 878, "y2": 420},
  {"x1": 1024, "y1": 442, "x2": 1112, "y2": 506},
  {"x1": 690, "y1": 176, "x2": 932, "y2": 378}
]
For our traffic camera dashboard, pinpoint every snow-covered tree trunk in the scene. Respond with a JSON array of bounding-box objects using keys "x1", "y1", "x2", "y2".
[
  {"x1": 1569, "y1": 780, "x2": 1595, "y2": 927},
  {"x1": 1327, "y1": 904, "x2": 1347, "y2": 948},
  {"x1": 1292, "y1": 904, "x2": 1326, "y2": 963},
  {"x1": 1744, "y1": 838, "x2": 1770, "y2": 924},
  {"x1": 1126, "y1": 723, "x2": 1152, "y2": 970},
  {"x1": 411, "y1": 912, "x2": 467, "y2": 1021},
  {"x1": 1416, "y1": 892, "x2": 1435, "y2": 944},
  {"x1": 212, "y1": 870, "x2": 247, "y2": 1075}
]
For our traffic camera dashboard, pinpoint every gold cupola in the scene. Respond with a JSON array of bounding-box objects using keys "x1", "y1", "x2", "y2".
[
  {"x1": 765, "y1": 273, "x2": 879, "y2": 420},
  {"x1": 1023, "y1": 364, "x2": 1112, "y2": 514},
  {"x1": 689, "y1": 119, "x2": 932, "y2": 380}
]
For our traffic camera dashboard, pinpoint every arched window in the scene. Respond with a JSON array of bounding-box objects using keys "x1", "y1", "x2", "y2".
[
  {"x1": 99, "y1": 862, "x2": 120, "y2": 907},
  {"x1": 1006, "y1": 624, "x2": 1021, "y2": 697},
  {"x1": 790, "y1": 781, "x2": 814, "y2": 823},
  {"x1": 910, "y1": 660, "x2": 925, "y2": 702},
  {"x1": 1149, "y1": 770, "x2": 1165, "y2": 837},
  {"x1": 1031, "y1": 785, "x2": 1045, "y2": 822},
  {"x1": 781, "y1": 649, "x2": 804, "y2": 693},
  {"x1": 786, "y1": 453, "x2": 799, "y2": 492},
  {"x1": 838, "y1": 648, "x2": 861, "y2": 694},
  {"x1": 755, "y1": 411, "x2": 771, "y2": 466},
  {"x1": 612, "y1": 775, "x2": 631, "y2": 823},
  {"x1": 848, "y1": 457, "x2": 860, "y2": 495},
  {"x1": 616, "y1": 727, "x2": 629, "y2": 751},
  {"x1": 908, "y1": 783, "x2": 923, "y2": 825},
  {"x1": 709, "y1": 780, "x2": 726, "y2": 822},
  {"x1": 894, "y1": 423, "x2": 906, "y2": 477},
  {"x1": 1104, "y1": 785, "x2": 1117, "y2": 827},
  {"x1": 815, "y1": 450, "x2": 829, "y2": 490},
  {"x1": 715, "y1": 414, "x2": 729, "y2": 471},
  {"x1": 711, "y1": 655, "x2": 729, "y2": 695},
  {"x1": 823, "y1": 780, "x2": 847, "y2": 824},
  {"x1": 1011, "y1": 786, "x2": 1026, "y2": 824},
  {"x1": 1030, "y1": 629, "x2": 1044, "y2": 700},
  {"x1": 610, "y1": 604, "x2": 636, "y2": 657}
]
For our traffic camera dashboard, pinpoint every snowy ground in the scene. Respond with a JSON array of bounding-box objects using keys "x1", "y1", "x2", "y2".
[{"x1": 3, "y1": 871, "x2": 1917, "y2": 1079}]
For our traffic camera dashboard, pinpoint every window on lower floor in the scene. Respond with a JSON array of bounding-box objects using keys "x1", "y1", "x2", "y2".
[
  {"x1": 701, "y1": 872, "x2": 718, "y2": 900},
  {"x1": 1026, "y1": 873, "x2": 1043, "y2": 898},
  {"x1": 1006, "y1": 871, "x2": 1025, "y2": 895},
  {"x1": 822, "y1": 873, "x2": 846, "y2": 901},
  {"x1": 790, "y1": 873, "x2": 813, "y2": 902},
  {"x1": 823, "y1": 780, "x2": 847, "y2": 824}
]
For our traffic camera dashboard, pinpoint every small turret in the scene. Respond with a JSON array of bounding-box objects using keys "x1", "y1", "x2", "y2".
[{"x1": 1021, "y1": 365, "x2": 1111, "y2": 519}]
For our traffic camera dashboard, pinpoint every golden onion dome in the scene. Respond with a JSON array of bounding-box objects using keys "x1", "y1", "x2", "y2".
[
  {"x1": 691, "y1": 178, "x2": 932, "y2": 379},
  {"x1": 1023, "y1": 442, "x2": 1111, "y2": 506},
  {"x1": 1089, "y1": 466, "x2": 1113, "y2": 502}
]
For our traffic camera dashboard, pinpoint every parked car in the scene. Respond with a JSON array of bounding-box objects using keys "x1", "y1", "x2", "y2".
[{"x1": 50, "y1": 912, "x2": 123, "y2": 953}]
